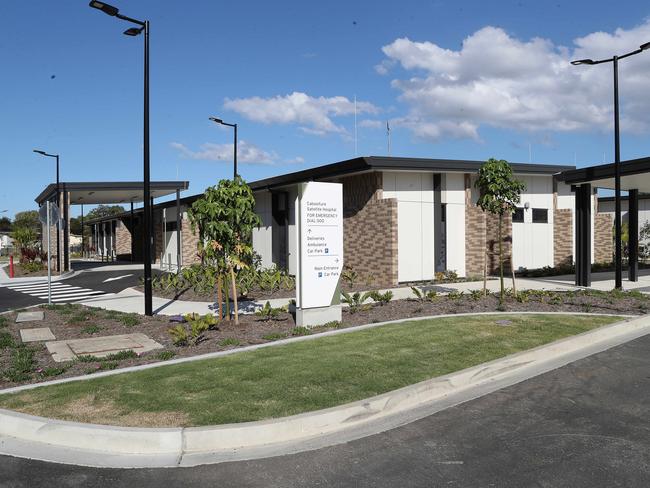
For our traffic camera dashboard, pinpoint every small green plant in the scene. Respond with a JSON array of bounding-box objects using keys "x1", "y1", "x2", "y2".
[
  {"x1": 582, "y1": 303, "x2": 593, "y2": 313},
  {"x1": 104, "y1": 350, "x2": 139, "y2": 361},
  {"x1": 0, "y1": 316, "x2": 7, "y2": 328},
  {"x1": 40, "y1": 366, "x2": 67, "y2": 377},
  {"x1": 341, "y1": 291, "x2": 372, "y2": 314},
  {"x1": 5, "y1": 346, "x2": 35, "y2": 382},
  {"x1": 443, "y1": 269, "x2": 459, "y2": 281},
  {"x1": 76, "y1": 354, "x2": 101, "y2": 363},
  {"x1": 190, "y1": 321, "x2": 209, "y2": 344},
  {"x1": 262, "y1": 332, "x2": 288, "y2": 341},
  {"x1": 119, "y1": 313, "x2": 141, "y2": 327},
  {"x1": 447, "y1": 290, "x2": 464, "y2": 300},
  {"x1": 549, "y1": 293, "x2": 563, "y2": 305},
  {"x1": 323, "y1": 320, "x2": 343, "y2": 329},
  {"x1": 516, "y1": 290, "x2": 531, "y2": 303},
  {"x1": 341, "y1": 267, "x2": 359, "y2": 288},
  {"x1": 255, "y1": 301, "x2": 286, "y2": 321},
  {"x1": 0, "y1": 331, "x2": 15, "y2": 349},
  {"x1": 412, "y1": 287, "x2": 438, "y2": 302},
  {"x1": 291, "y1": 326, "x2": 310, "y2": 336},
  {"x1": 81, "y1": 324, "x2": 101, "y2": 335},
  {"x1": 218, "y1": 337, "x2": 241, "y2": 347},
  {"x1": 369, "y1": 290, "x2": 393, "y2": 306},
  {"x1": 168, "y1": 325, "x2": 189, "y2": 346},
  {"x1": 468, "y1": 289, "x2": 483, "y2": 301},
  {"x1": 157, "y1": 350, "x2": 176, "y2": 361}
]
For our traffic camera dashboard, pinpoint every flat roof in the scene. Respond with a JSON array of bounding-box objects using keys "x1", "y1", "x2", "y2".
[
  {"x1": 248, "y1": 156, "x2": 574, "y2": 191},
  {"x1": 35, "y1": 181, "x2": 189, "y2": 205},
  {"x1": 557, "y1": 156, "x2": 650, "y2": 192}
]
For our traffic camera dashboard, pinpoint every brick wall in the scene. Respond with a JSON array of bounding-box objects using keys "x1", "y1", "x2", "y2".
[
  {"x1": 181, "y1": 217, "x2": 201, "y2": 266},
  {"x1": 594, "y1": 212, "x2": 613, "y2": 263},
  {"x1": 115, "y1": 220, "x2": 132, "y2": 259},
  {"x1": 553, "y1": 208, "x2": 573, "y2": 266},
  {"x1": 339, "y1": 173, "x2": 398, "y2": 287},
  {"x1": 464, "y1": 174, "x2": 513, "y2": 276}
]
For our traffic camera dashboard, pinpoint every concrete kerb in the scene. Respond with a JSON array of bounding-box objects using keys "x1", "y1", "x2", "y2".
[{"x1": 0, "y1": 313, "x2": 648, "y2": 469}]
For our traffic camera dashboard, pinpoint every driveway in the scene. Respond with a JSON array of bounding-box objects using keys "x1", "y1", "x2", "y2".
[{"x1": 1, "y1": 331, "x2": 649, "y2": 487}]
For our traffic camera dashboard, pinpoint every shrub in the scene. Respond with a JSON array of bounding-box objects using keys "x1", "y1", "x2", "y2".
[
  {"x1": 369, "y1": 290, "x2": 393, "y2": 306},
  {"x1": 468, "y1": 289, "x2": 483, "y2": 301},
  {"x1": 5, "y1": 346, "x2": 35, "y2": 382},
  {"x1": 21, "y1": 261, "x2": 44, "y2": 272},
  {"x1": 341, "y1": 291, "x2": 372, "y2": 314},
  {"x1": 447, "y1": 290, "x2": 464, "y2": 300},
  {"x1": 255, "y1": 301, "x2": 286, "y2": 321},
  {"x1": 81, "y1": 324, "x2": 101, "y2": 335},
  {"x1": 0, "y1": 331, "x2": 15, "y2": 349},
  {"x1": 76, "y1": 354, "x2": 101, "y2": 363},
  {"x1": 40, "y1": 367, "x2": 67, "y2": 377},
  {"x1": 291, "y1": 326, "x2": 310, "y2": 336},
  {"x1": 104, "y1": 350, "x2": 138, "y2": 361},
  {"x1": 323, "y1": 320, "x2": 342, "y2": 329},
  {"x1": 262, "y1": 332, "x2": 288, "y2": 341},
  {"x1": 0, "y1": 316, "x2": 6, "y2": 328},
  {"x1": 157, "y1": 350, "x2": 176, "y2": 361},
  {"x1": 190, "y1": 320, "x2": 209, "y2": 344},
  {"x1": 168, "y1": 325, "x2": 189, "y2": 346},
  {"x1": 218, "y1": 337, "x2": 241, "y2": 347},
  {"x1": 341, "y1": 267, "x2": 359, "y2": 288},
  {"x1": 119, "y1": 313, "x2": 140, "y2": 327}
]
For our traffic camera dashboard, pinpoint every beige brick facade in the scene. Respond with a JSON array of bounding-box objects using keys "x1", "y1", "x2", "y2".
[
  {"x1": 594, "y1": 212, "x2": 613, "y2": 263},
  {"x1": 339, "y1": 173, "x2": 398, "y2": 287},
  {"x1": 464, "y1": 174, "x2": 512, "y2": 276},
  {"x1": 553, "y1": 208, "x2": 573, "y2": 266},
  {"x1": 115, "y1": 221, "x2": 132, "y2": 259},
  {"x1": 181, "y1": 217, "x2": 201, "y2": 266}
]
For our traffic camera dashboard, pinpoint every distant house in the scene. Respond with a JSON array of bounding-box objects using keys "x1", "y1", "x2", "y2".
[{"x1": 0, "y1": 233, "x2": 13, "y2": 255}]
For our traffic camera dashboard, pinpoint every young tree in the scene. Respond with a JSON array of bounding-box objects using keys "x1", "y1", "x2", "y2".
[
  {"x1": 475, "y1": 158, "x2": 526, "y2": 305},
  {"x1": 187, "y1": 177, "x2": 261, "y2": 324},
  {"x1": 13, "y1": 210, "x2": 40, "y2": 233},
  {"x1": 85, "y1": 205, "x2": 125, "y2": 221}
]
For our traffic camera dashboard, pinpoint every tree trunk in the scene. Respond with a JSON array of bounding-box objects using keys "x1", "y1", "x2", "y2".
[
  {"x1": 223, "y1": 271, "x2": 230, "y2": 320},
  {"x1": 230, "y1": 265, "x2": 239, "y2": 325},
  {"x1": 216, "y1": 273, "x2": 223, "y2": 319},
  {"x1": 499, "y1": 213, "x2": 504, "y2": 305}
]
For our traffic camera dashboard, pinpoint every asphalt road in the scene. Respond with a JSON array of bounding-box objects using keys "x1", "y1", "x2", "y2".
[
  {"x1": 0, "y1": 267, "x2": 165, "y2": 312},
  {"x1": 2, "y1": 331, "x2": 650, "y2": 487}
]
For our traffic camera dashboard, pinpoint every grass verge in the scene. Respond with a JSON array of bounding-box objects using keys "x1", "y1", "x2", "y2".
[{"x1": 0, "y1": 314, "x2": 621, "y2": 427}]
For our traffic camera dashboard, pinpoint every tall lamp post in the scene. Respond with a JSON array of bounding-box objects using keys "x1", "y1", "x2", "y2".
[
  {"x1": 571, "y1": 41, "x2": 650, "y2": 290},
  {"x1": 209, "y1": 117, "x2": 238, "y2": 179},
  {"x1": 89, "y1": 0, "x2": 153, "y2": 315},
  {"x1": 33, "y1": 149, "x2": 61, "y2": 272}
]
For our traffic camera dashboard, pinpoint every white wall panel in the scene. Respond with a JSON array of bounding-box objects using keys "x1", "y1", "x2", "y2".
[
  {"x1": 252, "y1": 191, "x2": 273, "y2": 269},
  {"x1": 445, "y1": 203, "x2": 466, "y2": 276}
]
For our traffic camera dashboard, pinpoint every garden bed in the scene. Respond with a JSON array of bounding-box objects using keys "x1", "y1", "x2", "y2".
[
  {"x1": 0, "y1": 288, "x2": 647, "y2": 391},
  {"x1": 0, "y1": 313, "x2": 622, "y2": 427},
  {"x1": 8, "y1": 264, "x2": 60, "y2": 278}
]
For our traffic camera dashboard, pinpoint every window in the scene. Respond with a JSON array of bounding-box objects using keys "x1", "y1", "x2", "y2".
[
  {"x1": 532, "y1": 208, "x2": 548, "y2": 223},
  {"x1": 512, "y1": 208, "x2": 524, "y2": 223}
]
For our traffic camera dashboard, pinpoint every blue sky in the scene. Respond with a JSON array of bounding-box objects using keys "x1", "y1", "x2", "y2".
[{"x1": 2, "y1": 0, "x2": 650, "y2": 218}]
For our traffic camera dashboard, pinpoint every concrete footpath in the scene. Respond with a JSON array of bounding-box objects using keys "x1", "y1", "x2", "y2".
[
  {"x1": 0, "y1": 313, "x2": 648, "y2": 469},
  {"x1": 78, "y1": 276, "x2": 580, "y2": 317}
]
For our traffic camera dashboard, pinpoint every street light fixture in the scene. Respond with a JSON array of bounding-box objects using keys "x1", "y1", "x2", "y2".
[
  {"x1": 89, "y1": 1, "x2": 153, "y2": 315},
  {"x1": 33, "y1": 149, "x2": 61, "y2": 272},
  {"x1": 571, "y1": 42, "x2": 649, "y2": 290},
  {"x1": 209, "y1": 117, "x2": 238, "y2": 179}
]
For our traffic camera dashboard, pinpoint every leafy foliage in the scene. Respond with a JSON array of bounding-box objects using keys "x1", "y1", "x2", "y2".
[
  {"x1": 85, "y1": 205, "x2": 126, "y2": 221},
  {"x1": 341, "y1": 291, "x2": 373, "y2": 314},
  {"x1": 255, "y1": 301, "x2": 287, "y2": 321},
  {"x1": 475, "y1": 158, "x2": 526, "y2": 305},
  {"x1": 369, "y1": 290, "x2": 393, "y2": 306},
  {"x1": 13, "y1": 211, "x2": 40, "y2": 233},
  {"x1": 410, "y1": 287, "x2": 437, "y2": 302}
]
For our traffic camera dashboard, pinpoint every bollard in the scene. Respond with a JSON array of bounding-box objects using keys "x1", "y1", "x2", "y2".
[{"x1": 9, "y1": 255, "x2": 14, "y2": 278}]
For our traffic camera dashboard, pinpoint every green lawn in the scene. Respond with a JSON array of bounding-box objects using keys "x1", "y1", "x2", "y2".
[{"x1": 0, "y1": 314, "x2": 621, "y2": 427}]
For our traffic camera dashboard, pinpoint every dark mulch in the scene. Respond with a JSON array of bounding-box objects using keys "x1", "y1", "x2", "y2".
[
  {"x1": 9, "y1": 264, "x2": 61, "y2": 278},
  {"x1": 0, "y1": 289, "x2": 646, "y2": 389},
  {"x1": 134, "y1": 285, "x2": 295, "y2": 303}
]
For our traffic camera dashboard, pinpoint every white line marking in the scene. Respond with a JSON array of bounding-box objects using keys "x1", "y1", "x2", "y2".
[{"x1": 103, "y1": 274, "x2": 133, "y2": 283}]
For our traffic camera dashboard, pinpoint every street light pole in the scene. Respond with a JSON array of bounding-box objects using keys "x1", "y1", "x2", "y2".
[
  {"x1": 571, "y1": 42, "x2": 650, "y2": 290},
  {"x1": 89, "y1": 0, "x2": 153, "y2": 315},
  {"x1": 209, "y1": 117, "x2": 238, "y2": 179},
  {"x1": 34, "y1": 150, "x2": 61, "y2": 272}
]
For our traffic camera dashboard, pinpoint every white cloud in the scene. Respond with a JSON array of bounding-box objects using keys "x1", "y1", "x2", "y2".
[
  {"x1": 379, "y1": 22, "x2": 650, "y2": 141},
  {"x1": 170, "y1": 141, "x2": 278, "y2": 165},
  {"x1": 359, "y1": 119, "x2": 384, "y2": 129},
  {"x1": 224, "y1": 92, "x2": 380, "y2": 135},
  {"x1": 284, "y1": 156, "x2": 305, "y2": 164}
]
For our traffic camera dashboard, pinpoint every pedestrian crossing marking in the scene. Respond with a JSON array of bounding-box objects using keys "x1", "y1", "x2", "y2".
[{"x1": 1, "y1": 281, "x2": 114, "y2": 303}]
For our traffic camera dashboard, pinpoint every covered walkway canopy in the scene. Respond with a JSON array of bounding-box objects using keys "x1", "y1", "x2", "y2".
[
  {"x1": 557, "y1": 156, "x2": 650, "y2": 287},
  {"x1": 35, "y1": 181, "x2": 189, "y2": 271}
]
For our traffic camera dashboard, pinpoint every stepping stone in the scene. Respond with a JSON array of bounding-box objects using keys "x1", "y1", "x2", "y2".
[
  {"x1": 46, "y1": 333, "x2": 164, "y2": 363},
  {"x1": 20, "y1": 327, "x2": 56, "y2": 342},
  {"x1": 15, "y1": 311, "x2": 44, "y2": 323}
]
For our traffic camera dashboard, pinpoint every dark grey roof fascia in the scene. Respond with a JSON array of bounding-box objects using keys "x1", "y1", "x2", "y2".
[
  {"x1": 556, "y1": 156, "x2": 650, "y2": 184},
  {"x1": 35, "y1": 181, "x2": 189, "y2": 205},
  {"x1": 248, "y1": 156, "x2": 574, "y2": 191}
]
